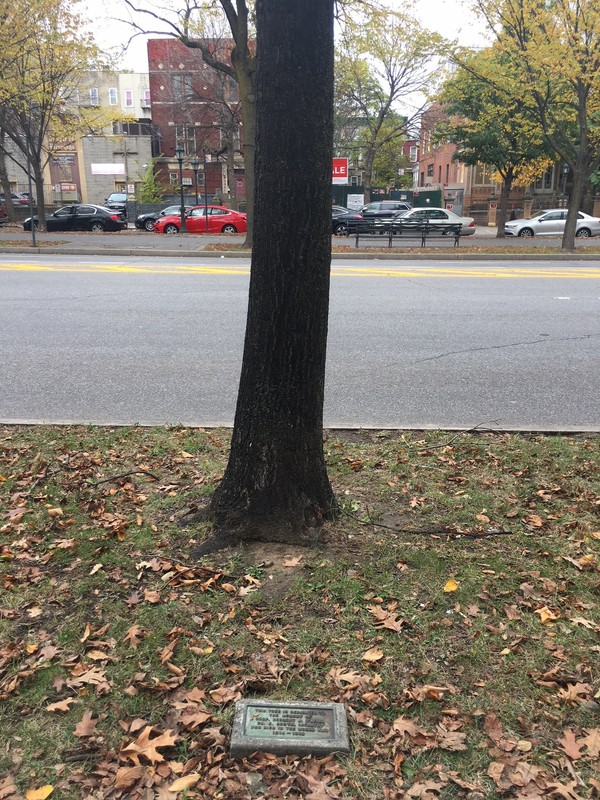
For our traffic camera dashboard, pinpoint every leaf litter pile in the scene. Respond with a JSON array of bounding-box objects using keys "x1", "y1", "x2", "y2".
[{"x1": 1, "y1": 426, "x2": 598, "y2": 800}]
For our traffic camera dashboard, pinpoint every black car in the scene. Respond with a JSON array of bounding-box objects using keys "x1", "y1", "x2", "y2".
[
  {"x1": 332, "y1": 206, "x2": 362, "y2": 235},
  {"x1": 23, "y1": 204, "x2": 128, "y2": 232},
  {"x1": 135, "y1": 204, "x2": 193, "y2": 232},
  {"x1": 104, "y1": 192, "x2": 128, "y2": 214}
]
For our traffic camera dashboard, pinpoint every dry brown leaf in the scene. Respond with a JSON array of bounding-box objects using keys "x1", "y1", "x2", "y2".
[
  {"x1": 45, "y1": 698, "x2": 76, "y2": 713},
  {"x1": 120, "y1": 726, "x2": 178, "y2": 765},
  {"x1": 167, "y1": 774, "x2": 201, "y2": 792},
  {"x1": 113, "y1": 766, "x2": 144, "y2": 790},
  {"x1": 362, "y1": 646, "x2": 385, "y2": 663},
  {"x1": 577, "y1": 728, "x2": 600, "y2": 758},
  {"x1": 283, "y1": 556, "x2": 303, "y2": 568},
  {"x1": 534, "y1": 606, "x2": 560, "y2": 624},
  {"x1": 123, "y1": 625, "x2": 144, "y2": 649},
  {"x1": 74, "y1": 709, "x2": 98, "y2": 738},
  {"x1": 558, "y1": 729, "x2": 583, "y2": 760},
  {"x1": 208, "y1": 684, "x2": 242, "y2": 704}
]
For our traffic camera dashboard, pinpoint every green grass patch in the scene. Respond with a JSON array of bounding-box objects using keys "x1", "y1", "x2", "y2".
[{"x1": 1, "y1": 426, "x2": 598, "y2": 799}]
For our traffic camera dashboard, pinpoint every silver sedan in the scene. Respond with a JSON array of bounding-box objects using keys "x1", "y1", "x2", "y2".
[
  {"x1": 392, "y1": 207, "x2": 477, "y2": 235},
  {"x1": 504, "y1": 209, "x2": 600, "y2": 237}
]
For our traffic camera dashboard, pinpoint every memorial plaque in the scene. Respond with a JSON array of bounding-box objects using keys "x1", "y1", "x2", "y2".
[{"x1": 230, "y1": 699, "x2": 350, "y2": 758}]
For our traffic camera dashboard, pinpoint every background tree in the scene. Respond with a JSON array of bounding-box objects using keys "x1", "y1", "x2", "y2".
[
  {"x1": 437, "y1": 47, "x2": 552, "y2": 236},
  {"x1": 136, "y1": 160, "x2": 166, "y2": 202},
  {"x1": 473, "y1": 0, "x2": 600, "y2": 252},
  {"x1": 335, "y1": 7, "x2": 444, "y2": 201},
  {"x1": 0, "y1": 0, "x2": 107, "y2": 228},
  {"x1": 200, "y1": 0, "x2": 337, "y2": 549}
]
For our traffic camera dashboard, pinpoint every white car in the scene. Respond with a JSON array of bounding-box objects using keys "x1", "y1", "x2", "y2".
[
  {"x1": 391, "y1": 207, "x2": 476, "y2": 235},
  {"x1": 504, "y1": 209, "x2": 600, "y2": 237}
]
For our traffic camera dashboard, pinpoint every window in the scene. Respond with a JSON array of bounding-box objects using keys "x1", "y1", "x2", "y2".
[
  {"x1": 175, "y1": 125, "x2": 196, "y2": 156},
  {"x1": 108, "y1": 88, "x2": 118, "y2": 105},
  {"x1": 169, "y1": 173, "x2": 179, "y2": 185},
  {"x1": 89, "y1": 87, "x2": 99, "y2": 105},
  {"x1": 472, "y1": 164, "x2": 497, "y2": 186},
  {"x1": 445, "y1": 164, "x2": 449, "y2": 184},
  {"x1": 226, "y1": 77, "x2": 239, "y2": 102},
  {"x1": 438, "y1": 166, "x2": 442, "y2": 183},
  {"x1": 409, "y1": 146, "x2": 418, "y2": 162},
  {"x1": 534, "y1": 165, "x2": 554, "y2": 190},
  {"x1": 172, "y1": 73, "x2": 192, "y2": 102},
  {"x1": 143, "y1": 88, "x2": 151, "y2": 106},
  {"x1": 124, "y1": 90, "x2": 134, "y2": 108},
  {"x1": 427, "y1": 165, "x2": 434, "y2": 178}
]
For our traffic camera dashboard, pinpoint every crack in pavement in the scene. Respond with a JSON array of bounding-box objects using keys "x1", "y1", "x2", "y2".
[{"x1": 413, "y1": 332, "x2": 600, "y2": 364}]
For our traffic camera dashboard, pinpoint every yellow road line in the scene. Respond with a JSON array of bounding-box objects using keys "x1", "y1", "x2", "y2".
[{"x1": 1, "y1": 262, "x2": 600, "y2": 279}]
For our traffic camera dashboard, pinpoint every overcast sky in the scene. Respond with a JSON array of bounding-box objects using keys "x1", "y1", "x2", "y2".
[{"x1": 87, "y1": 0, "x2": 491, "y2": 72}]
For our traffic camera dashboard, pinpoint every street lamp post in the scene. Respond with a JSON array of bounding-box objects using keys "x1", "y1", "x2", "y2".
[
  {"x1": 175, "y1": 143, "x2": 186, "y2": 232},
  {"x1": 562, "y1": 163, "x2": 569, "y2": 207},
  {"x1": 191, "y1": 158, "x2": 200, "y2": 205},
  {"x1": 202, "y1": 150, "x2": 209, "y2": 233}
]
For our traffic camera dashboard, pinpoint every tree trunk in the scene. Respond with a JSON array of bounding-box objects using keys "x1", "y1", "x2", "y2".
[
  {"x1": 205, "y1": 0, "x2": 337, "y2": 547},
  {"x1": 234, "y1": 55, "x2": 255, "y2": 247},
  {"x1": 496, "y1": 171, "x2": 513, "y2": 238},
  {"x1": 363, "y1": 148, "x2": 375, "y2": 204},
  {"x1": 562, "y1": 163, "x2": 587, "y2": 253},
  {"x1": 32, "y1": 160, "x2": 46, "y2": 231}
]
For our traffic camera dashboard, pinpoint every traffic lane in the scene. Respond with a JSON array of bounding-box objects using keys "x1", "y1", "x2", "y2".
[
  {"x1": 0, "y1": 263, "x2": 598, "y2": 428},
  {"x1": 325, "y1": 274, "x2": 600, "y2": 429}
]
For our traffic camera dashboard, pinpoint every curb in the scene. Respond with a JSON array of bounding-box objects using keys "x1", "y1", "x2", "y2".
[{"x1": 2, "y1": 246, "x2": 600, "y2": 261}]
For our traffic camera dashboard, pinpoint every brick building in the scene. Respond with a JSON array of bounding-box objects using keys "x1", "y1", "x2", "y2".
[{"x1": 147, "y1": 38, "x2": 244, "y2": 205}]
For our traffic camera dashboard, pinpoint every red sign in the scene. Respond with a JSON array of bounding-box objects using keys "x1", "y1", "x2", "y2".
[{"x1": 332, "y1": 157, "x2": 348, "y2": 184}]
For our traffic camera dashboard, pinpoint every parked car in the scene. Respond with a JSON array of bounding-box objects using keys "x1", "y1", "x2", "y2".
[
  {"x1": 331, "y1": 205, "x2": 362, "y2": 234},
  {"x1": 104, "y1": 192, "x2": 128, "y2": 215},
  {"x1": 504, "y1": 209, "x2": 600, "y2": 237},
  {"x1": 387, "y1": 207, "x2": 477, "y2": 235},
  {"x1": 135, "y1": 204, "x2": 193, "y2": 231},
  {"x1": 361, "y1": 200, "x2": 412, "y2": 219},
  {"x1": 23, "y1": 204, "x2": 128, "y2": 232},
  {"x1": 0, "y1": 192, "x2": 30, "y2": 206},
  {"x1": 154, "y1": 205, "x2": 247, "y2": 234}
]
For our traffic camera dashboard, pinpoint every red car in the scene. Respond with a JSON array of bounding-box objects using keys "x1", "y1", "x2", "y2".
[{"x1": 153, "y1": 205, "x2": 247, "y2": 234}]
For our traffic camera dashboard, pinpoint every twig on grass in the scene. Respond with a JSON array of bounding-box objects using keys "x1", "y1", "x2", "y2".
[
  {"x1": 339, "y1": 507, "x2": 513, "y2": 538},
  {"x1": 88, "y1": 469, "x2": 160, "y2": 487}
]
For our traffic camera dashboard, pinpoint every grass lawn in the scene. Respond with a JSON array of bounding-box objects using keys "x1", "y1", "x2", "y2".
[{"x1": 1, "y1": 426, "x2": 598, "y2": 800}]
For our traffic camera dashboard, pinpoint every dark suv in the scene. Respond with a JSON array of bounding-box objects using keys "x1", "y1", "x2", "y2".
[
  {"x1": 361, "y1": 200, "x2": 412, "y2": 219},
  {"x1": 104, "y1": 192, "x2": 128, "y2": 218}
]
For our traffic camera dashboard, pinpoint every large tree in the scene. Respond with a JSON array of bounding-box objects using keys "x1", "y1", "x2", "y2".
[
  {"x1": 474, "y1": 0, "x2": 600, "y2": 252},
  {"x1": 197, "y1": 0, "x2": 337, "y2": 550},
  {"x1": 437, "y1": 47, "x2": 552, "y2": 236},
  {"x1": 335, "y1": 7, "x2": 444, "y2": 201}
]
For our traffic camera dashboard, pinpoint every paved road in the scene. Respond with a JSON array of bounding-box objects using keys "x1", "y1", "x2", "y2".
[{"x1": 1, "y1": 253, "x2": 599, "y2": 430}]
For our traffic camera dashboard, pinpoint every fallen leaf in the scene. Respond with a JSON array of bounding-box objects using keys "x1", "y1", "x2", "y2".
[
  {"x1": 74, "y1": 709, "x2": 98, "y2": 738},
  {"x1": 168, "y1": 774, "x2": 201, "y2": 792},
  {"x1": 443, "y1": 579, "x2": 459, "y2": 593},
  {"x1": 114, "y1": 766, "x2": 144, "y2": 789},
  {"x1": 25, "y1": 788, "x2": 53, "y2": 800},
  {"x1": 362, "y1": 646, "x2": 385, "y2": 663},
  {"x1": 123, "y1": 625, "x2": 144, "y2": 649},
  {"x1": 45, "y1": 698, "x2": 76, "y2": 713},
  {"x1": 120, "y1": 726, "x2": 178, "y2": 765},
  {"x1": 558, "y1": 729, "x2": 583, "y2": 760},
  {"x1": 578, "y1": 728, "x2": 600, "y2": 758},
  {"x1": 284, "y1": 556, "x2": 302, "y2": 568},
  {"x1": 534, "y1": 606, "x2": 560, "y2": 624}
]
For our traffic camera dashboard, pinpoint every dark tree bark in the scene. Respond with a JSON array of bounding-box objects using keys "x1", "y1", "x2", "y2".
[{"x1": 204, "y1": 0, "x2": 337, "y2": 547}]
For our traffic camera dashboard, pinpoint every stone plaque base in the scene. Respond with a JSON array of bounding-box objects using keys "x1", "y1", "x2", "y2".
[{"x1": 230, "y1": 699, "x2": 350, "y2": 758}]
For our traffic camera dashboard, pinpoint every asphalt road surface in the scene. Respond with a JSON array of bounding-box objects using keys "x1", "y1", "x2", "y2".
[{"x1": 1, "y1": 253, "x2": 599, "y2": 430}]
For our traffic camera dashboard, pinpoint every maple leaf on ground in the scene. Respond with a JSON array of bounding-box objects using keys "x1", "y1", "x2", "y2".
[
  {"x1": 208, "y1": 684, "x2": 242, "y2": 705},
  {"x1": 120, "y1": 726, "x2": 178, "y2": 765},
  {"x1": 368, "y1": 605, "x2": 408, "y2": 632},
  {"x1": 113, "y1": 766, "x2": 144, "y2": 790},
  {"x1": 557, "y1": 683, "x2": 592, "y2": 704},
  {"x1": 362, "y1": 646, "x2": 385, "y2": 663},
  {"x1": 123, "y1": 625, "x2": 144, "y2": 649},
  {"x1": 45, "y1": 698, "x2": 76, "y2": 713},
  {"x1": 558, "y1": 729, "x2": 583, "y2": 760}
]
